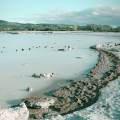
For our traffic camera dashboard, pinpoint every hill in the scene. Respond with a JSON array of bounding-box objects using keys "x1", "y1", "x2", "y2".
[{"x1": 0, "y1": 20, "x2": 120, "y2": 32}]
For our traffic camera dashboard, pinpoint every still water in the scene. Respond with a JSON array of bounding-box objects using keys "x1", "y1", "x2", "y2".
[{"x1": 0, "y1": 32, "x2": 119, "y2": 110}]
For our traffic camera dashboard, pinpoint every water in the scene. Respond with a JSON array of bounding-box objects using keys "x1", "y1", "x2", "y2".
[
  {"x1": 46, "y1": 32, "x2": 120, "y2": 120},
  {"x1": 0, "y1": 32, "x2": 120, "y2": 111}
]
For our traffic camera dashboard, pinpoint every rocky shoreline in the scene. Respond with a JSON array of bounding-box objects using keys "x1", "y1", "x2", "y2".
[
  {"x1": 1, "y1": 43, "x2": 119, "y2": 120},
  {"x1": 22, "y1": 43, "x2": 120, "y2": 120}
]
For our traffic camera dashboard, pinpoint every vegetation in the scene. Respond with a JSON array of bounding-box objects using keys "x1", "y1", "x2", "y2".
[{"x1": 0, "y1": 20, "x2": 120, "y2": 32}]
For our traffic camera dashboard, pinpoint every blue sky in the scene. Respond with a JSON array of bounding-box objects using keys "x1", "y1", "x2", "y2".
[{"x1": 0, "y1": 0, "x2": 120, "y2": 25}]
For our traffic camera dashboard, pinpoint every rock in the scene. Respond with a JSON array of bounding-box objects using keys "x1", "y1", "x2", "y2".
[
  {"x1": 0, "y1": 102, "x2": 29, "y2": 120},
  {"x1": 21, "y1": 48, "x2": 24, "y2": 51},
  {"x1": 32, "y1": 73, "x2": 55, "y2": 79},
  {"x1": 26, "y1": 87, "x2": 33, "y2": 92},
  {"x1": 23, "y1": 96, "x2": 55, "y2": 109},
  {"x1": 67, "y1": 46, "x2": 72, "y2": 51},
  {"x1": 90, "y1": 45, "x2": 96, "y2": 49},
  {"x1": 96, "y1": 44, "x2": 103, "y2": 49},
  {"x1": 40, "y1": 73, "x2": 55, "y2": 79},
  {"x1": 75, "y1": 57, "x2": 82, "y2": 59},
  {"x1": 29, "y1": 114, "x2": 39, "y2": 119},
  {"x1": 57, "y1": 49, "x2": 65, "y2": 51},
  {"x1": 28, "y1": 48, "x2": 31, "y2": 50},
  {"x1": 32, "y1": 73, "x2": 40, "y2": 78}
]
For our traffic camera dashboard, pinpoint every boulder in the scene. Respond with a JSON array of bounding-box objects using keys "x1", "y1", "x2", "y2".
[
  {"x1": 0, "y1": 102, "x2": 29, "y2": 120},
  {"x1": 24, "y1": 96, "x2": 55, "y2": 109}
]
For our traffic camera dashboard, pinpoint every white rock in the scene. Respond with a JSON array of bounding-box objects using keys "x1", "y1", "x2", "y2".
[
  {"x1": 0, "y1": 103, "x2": 29, "y2": 120},
  {"x1": 96, "y1": 44, "x2": 103, "y2": 49},
  {"x1": 46, "y1": 115, "x2": 65, "y2": 120},
  {"x1": 38, "y1": 99, "x2": 55, "y2": 108},
  {"x1": 40, "y1": 73, "x2": 54, "y2": 79},
  {"x1": 25, "y1": 97, "x2": 55, "y2": 109}
]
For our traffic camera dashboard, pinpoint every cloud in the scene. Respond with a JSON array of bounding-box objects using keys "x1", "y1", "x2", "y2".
[{"x1": 23, "y1": 6, "x2": 120, "y2": 26}]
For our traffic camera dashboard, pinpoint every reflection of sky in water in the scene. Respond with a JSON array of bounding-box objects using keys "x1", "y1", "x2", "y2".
[{"x1": 0, "y1": 32, "x2": 120, "y2": 107}]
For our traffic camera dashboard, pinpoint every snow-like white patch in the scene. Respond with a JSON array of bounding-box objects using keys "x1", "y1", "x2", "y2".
[{"x1": 0, "y1": 103, "x2": 29, "y2": 120}]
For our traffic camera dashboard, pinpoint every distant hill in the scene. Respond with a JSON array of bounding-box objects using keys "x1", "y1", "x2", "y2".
[
  {"x1": 0, "y1": 20, "x2": 8, "y2": 24},
  {"x1": 0, "y1": 20, "x2": 120, "y2": 32}
]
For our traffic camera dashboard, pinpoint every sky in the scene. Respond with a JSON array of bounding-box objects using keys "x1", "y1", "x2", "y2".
[{"x1": 0, "y1": 0, "x2": 120, "y2": 25}]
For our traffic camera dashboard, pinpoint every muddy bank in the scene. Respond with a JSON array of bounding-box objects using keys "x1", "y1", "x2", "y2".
[{"x1": 23, "y1": 43, "x2": 120, "y2": 119}]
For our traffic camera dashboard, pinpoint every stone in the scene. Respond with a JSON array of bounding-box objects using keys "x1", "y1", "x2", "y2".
[
  {"x1": 0, "y1": 102, "x2": 29, "y2": 120},
  {"x1": 24, "y1": 96, "x2": 55, "y2": 109}
]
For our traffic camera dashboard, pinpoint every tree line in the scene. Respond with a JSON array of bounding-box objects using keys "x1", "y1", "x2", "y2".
[{"x1": 0, "y1": 20, "x2": 120, "y2": 32}]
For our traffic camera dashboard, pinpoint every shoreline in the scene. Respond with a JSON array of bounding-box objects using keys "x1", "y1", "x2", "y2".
[
  {"x1": 1, "y1": 42, "x2": 120, "y2": 120},
  {"x1": 22, "y1": 43, "x2": 120, "y2": 119},
  {"x1": 0, "y1": 31, "x2": 120, "y2": 34}
]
